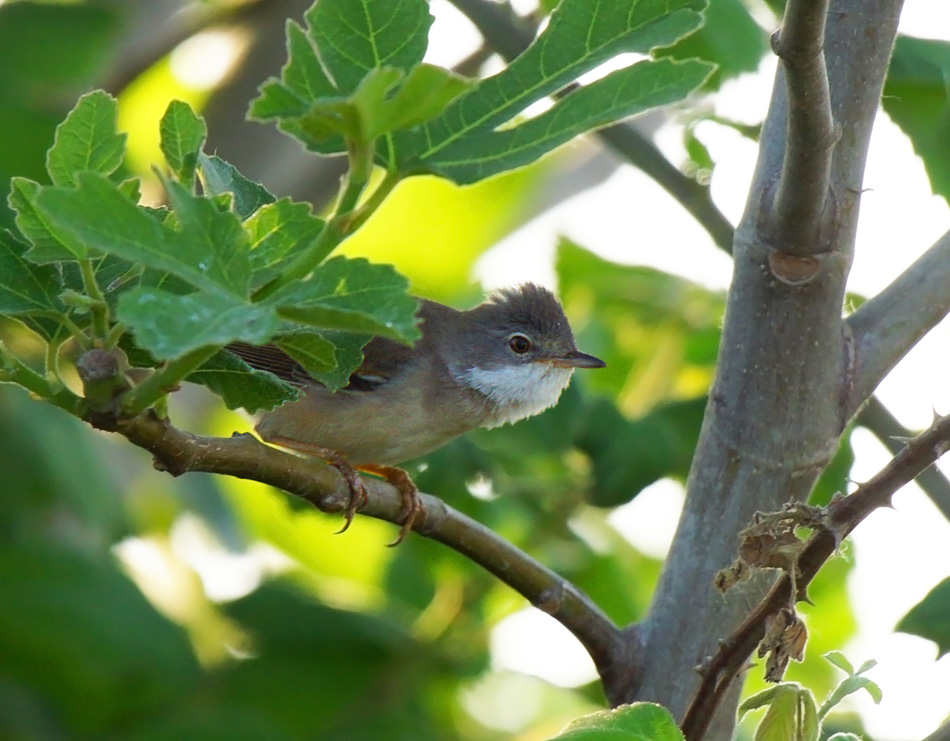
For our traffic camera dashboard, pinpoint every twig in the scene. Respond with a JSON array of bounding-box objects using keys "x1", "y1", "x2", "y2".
[
  {"x1": 87, "y1": 406, "x2": 629, "y2": 696},
  {"x1": 846, "y1": 228, "x2": 950, "y2": 415},
  {"x1": 858, "y1": 396, "x2": 950, "y2": 521},
  {"x1": 767, "y1": 0, "x2": 837, "y2": 255},
  {"x1": 446, "y1": 0, "x2": 736, "y2": 253},
  {"x1": 680, "y1": 412, "x2": 950, "y2": 740}
]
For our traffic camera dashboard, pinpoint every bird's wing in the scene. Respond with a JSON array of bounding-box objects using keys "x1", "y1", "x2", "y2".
[{"x1": 226, "y1": 337, "x2": 416, "y2": 392}]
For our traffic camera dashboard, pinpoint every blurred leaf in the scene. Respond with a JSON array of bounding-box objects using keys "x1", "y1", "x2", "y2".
[
  {"x1": 267, "y1": 256, "x2": 420, "y2": 342},
  {"x1": 0, "y1": 3, "x2": 118, "y2": 92},
  {"x1": 809, "y1": 425, "x2": 854, "y2": 506},
  {"x1": 245, "y1": 198, "x2": 326, "y2": 290},
  {"x1": 0, "y1": 385, "x2": 127, "y2": 543},
  {"x1": 217, "y1": 582, "x2": 419, "y2": 737},
  {"x1": 883, "y1": 36, "x2": 950, "y2": 204},
  {"x1": 578, "y1": 396, "x2": 706, "y2": 507},
  {"x1": 896, "y1": 577, "x2": 950, "y2": 657},
  {"x1": 198, "y1": 154, "x2": 276, "y2": 220},
  {"x1": 46, "y1": 90, "x2": 126, "y2": 187},
  {"x1": 661, "y1": 0, "x2": 768, "y2": 90},
  {"x1": 819, "y1": 674, "x2": 882, "y2": 719},
  {"x1": 160, "y1": 101, "x2": 207, "y2": 188},
  {"x1": 402, "y1": 0, "x2": 712, "y2": 182},
  {"x1": 551, "y1": 702, "x2": 684, "y2": 740},
  {"x1": 306, "y1": 0, "x2": 433, "y2": 93},
  {"x1": 0, "y1": 542, "x2": 197, "y2": 735}
]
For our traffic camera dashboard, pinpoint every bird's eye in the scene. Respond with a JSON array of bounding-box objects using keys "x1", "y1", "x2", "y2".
[{"x1": 508, "y1": 334, "x2": 532, "y2": 354}]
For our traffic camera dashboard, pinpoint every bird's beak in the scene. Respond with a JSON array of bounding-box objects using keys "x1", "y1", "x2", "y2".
[{"x1": 548, "y1": 350, "x2": 606, "y2": 369}]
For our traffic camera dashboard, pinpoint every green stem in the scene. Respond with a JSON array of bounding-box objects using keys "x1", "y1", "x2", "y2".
[
  {"x1": 58, "y1": 312, "x2": 92, "y2": 351},
  {"x1": 252, "y1": 147, "x2": 399, "y2": 303},
  {"x1": 103, "y1": 322, "x2": 126, "y2": 350},
  {"x1": 0, "y1": 343, "x2": 84, "y2": 415},
  {"x1": 120, "y1": 346, "x2": 219, "y2": 417},
  {"x1": 79, "y1": 259, "x2": 110, "y2": 341}
]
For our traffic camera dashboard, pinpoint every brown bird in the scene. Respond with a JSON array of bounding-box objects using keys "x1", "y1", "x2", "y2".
[{"x1": 229, "y1": 284, "x2": 604, "y2": 543}]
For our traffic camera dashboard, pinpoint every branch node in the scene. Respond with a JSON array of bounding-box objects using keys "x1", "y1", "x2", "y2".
[
  {"x1": 768, "y1": 251, "x2": 820, "y2": 285},
  {"x1": 534, "y1": 580, "x2": 567, "y2": 613}
]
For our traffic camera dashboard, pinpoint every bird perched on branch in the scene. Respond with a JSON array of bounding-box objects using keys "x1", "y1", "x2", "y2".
[{"x1": 228, "y1": 283, "x2": 604, "y2": 543}]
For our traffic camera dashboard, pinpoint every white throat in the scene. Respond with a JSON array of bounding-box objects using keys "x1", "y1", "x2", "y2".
[{"x1": 458, "y1": 362, "x2": 574, "y2": 428}]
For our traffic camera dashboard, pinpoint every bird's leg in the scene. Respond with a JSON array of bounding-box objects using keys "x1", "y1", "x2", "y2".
[
  {"x1": 262, "y1": 435, "x2": 367, "y2": 533},
  {"x1": 356, "y1": 464, "x2": 422, "y2": 546}
]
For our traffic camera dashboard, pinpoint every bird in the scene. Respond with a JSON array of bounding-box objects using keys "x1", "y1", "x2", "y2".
[{"x1": 227, "y1": 283, "x2": 605, "y2": 543}]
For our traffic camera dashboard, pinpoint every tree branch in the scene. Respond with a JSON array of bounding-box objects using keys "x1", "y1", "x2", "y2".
[
  {"x1": 858, "y1": 395, "x2": 950, "y2": 521},
  {"x1": 680, "y1": 411, "x2": 950, "y2": 740},
  {"x1": 846, "y1": 228, "x2": 950, "y2": 416},
  {"x1": 446, "y1": 0, "x2": 736, "y2": 253},
  {"x1": 86, "y1": 406, "x2": 629, "y2": 698},
  {"x1": 767, "y1": 0, "x2": 837, "y2": 256}
]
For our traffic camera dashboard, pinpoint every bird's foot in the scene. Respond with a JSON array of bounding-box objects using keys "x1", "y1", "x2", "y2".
[
  {"x1": 263, "y1": 436, "x2": 368, "y2": 533},
  {"x1": 358, "y1": 464, "x2": 422, "y2": 546}
]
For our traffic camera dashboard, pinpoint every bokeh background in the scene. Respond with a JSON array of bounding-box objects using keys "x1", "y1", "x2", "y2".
[{"x1": 1, "y1": 0, "x2": 949, "y2": 738}]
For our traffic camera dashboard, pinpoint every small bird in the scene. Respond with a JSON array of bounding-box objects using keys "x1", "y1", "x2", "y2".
[{"x1": 228, "y1": 283, "x2": 604, "y2": 543}]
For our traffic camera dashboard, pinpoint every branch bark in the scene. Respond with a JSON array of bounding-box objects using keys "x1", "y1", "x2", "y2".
[
  {"x1": 86, "y1": 407, "x2": 630, "y2": 698},
  {"x1": 681, "y1": 411, "x2": 950, "y2": 740},
  {"x1": 630, "y1": 0, "x2": 905, "y2": 734}
]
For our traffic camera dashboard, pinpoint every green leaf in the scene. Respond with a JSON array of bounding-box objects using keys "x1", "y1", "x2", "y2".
[
  {"x1": 35, "y1": 172, "x2": 250, "y2": 298},
  {"x1": 661, "y1": 0, "x2": 768, "y2": 91},
  {"x1": 187, "y1": 349, "x2": 298, "y2": 413},
  {"x1": 0, "y1": 542, "x2": 198, "y2": 734},
  {"x1": 753, "y1": 686, "x2": 797, "y2": 741},
  {"x1": 305, "y1": 0, "x2": 433, "y2": 93},
  {"x1": 198, "y1": 154, "x2": 276, "y2": 220},
  {"x1": 46, "y1": 90, "x2": 126, "y2": 186},
  {"x1": 897, "y1": 576, "x2": 950, "y2": 657},
  {"x1": 414, "y1": 57, "x2": 712, "y2": 184},
  {"x1": 822, "y1": 650, "x2": 855, "y2": 676},
  {"x1": 819, "y1": 675, "x2": 882, "y2": 719},
  {"x1": 0, "y1": 229, "x2": 63, "y2": 317},
  {"x1": 274, "y1": 331, "x2": 335, "y2": 375},
  {"x1": 116, "y1": 288, "x2": 280, "y2": 359},
  {"x1": 159, "y1": 100, "x2": 207, "y2": 188},
  {"x1": 245, "y1": 198, "x2": 327, "y2": 290},
  {"x1": 550, "y1": 702, "x2": 684, "y2": 740},
  {"x1": 883, "y1": 36, "x2": 950, "y2": 204},
  {"x1": 308, "y1": 330, "x2": 372, "y2": 391},
  {"x1": 9, "y1": 177, "x2": 79, "y2": 262},
  {"x1": 401, "y1": 0, "x2": 707, "y2": 180},
  {"x1": 266, "y1": 256, "x2": 420, "y2": 342}
]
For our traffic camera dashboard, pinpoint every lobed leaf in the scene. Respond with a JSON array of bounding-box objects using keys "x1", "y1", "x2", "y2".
[
  {"x1": 400, "y1": 0, "x2": 708, "y2": 179},
  {"x1": 35, "y1": 172, "x2": 250, "y2": 298},
  {"x1": 417, "y1": 57, "x2": 712, "y2": 184},
  {"x1": 187, "y1": 350, "x2": 298, "y2": 413},
  {"x1": 245, "y1": 198, "x2": 327, "y2": 290},
  {"x1": 46, "y1": 90, "x2": 126, "y2": 186},
  {"x1": 198, "y1": 153, "x2": 276, "y2": 220},
  {"x1": 305, "y1": 0, "x2": 432, "y2": 93},
  {"x1": 0, "y1": 229, "x2": 63, "y2": 316},
  {"x1": 265, "y1": 256, "x2": 420, "y2": 343},
  {"x1": 9, "y1": 177, "x2": 79, "y2": 262},
  {"x1": 116, "y1": 288, "x2": 280, "y2": 359},
  {"x1": 160, "y1": 100, "x2": 207, "y2": 188}
]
